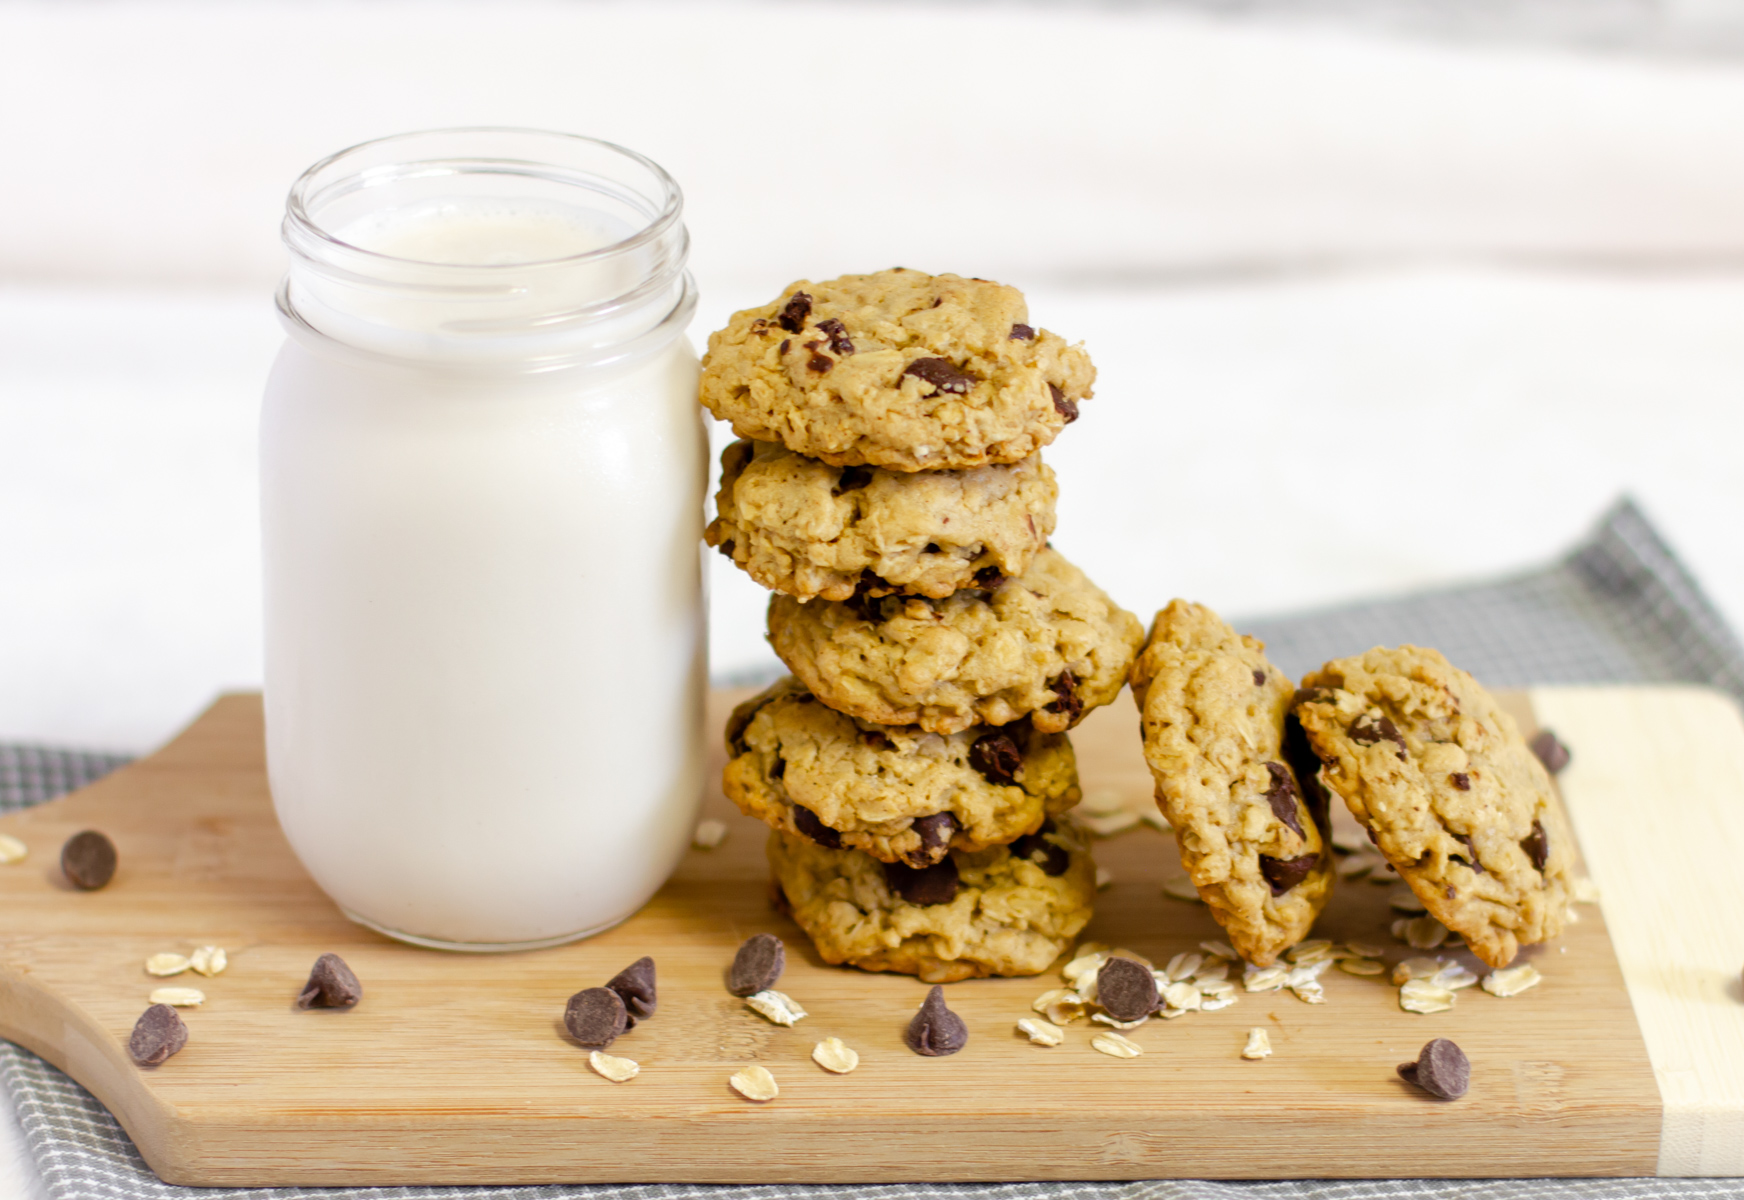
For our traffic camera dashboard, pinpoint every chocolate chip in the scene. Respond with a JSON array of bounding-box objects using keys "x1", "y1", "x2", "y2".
[
  {"x1": 1452, "y1": 832, "x2": 1484, "y2": 874},
  {"x1": 1398, "y1": 1037, "x2": 1470, "y2": 1100},
  {"x1": 1009, "y1": 323, "x2": 1035, "y2": 340},
  {"x1": 716, "y1": 538, "x2": 736, "y2": 559},
  {"x1": 901, "y1": 357, "x2": 975, "y2": 394},
  {"x1": 905, "y1": 986, "x2": 968, "y2": 1056},
  {"x1": 1046, "y1": 670, "x2": 1083, "y2": 723},
  {"x1": 883, "y1": 857, "x2": 959, "y2": 906},
  {"x1": 973, "y1": 566, "x2": 1006, "y2": 589},
  {"x1": 128, "y1": 1004, "x2": 187, "y2": 1066},
  {"x1": 1009, "y1": 821, "x2": 1070, "y2": 876},
  {"x1": 778, "y1": 338, "x2": 790, "y2": 354},
  {"x1": 1253, "y1": 669, "x2": 1267, "y2": 686},
  {"x1": 817, "y1": 317, "x2": 854, "y2": 355},
  {"x1": 1530, "y1": 729, "x2": 1571, "y2": 774},
  {"x1": 728, "y1": 933, "x2": 786, "y2": 997},
  {"x1": 968, "y1": 731, "x2": 1023, "y2": 785},
  {"x1": 832, "y1": 466, "x2": 872, "y2": 495},
  {"x1": 1450, "y1": 772, "x2": 1470, "y2": 791},
  {"x1": 908, "y1": 812, "x2": 960, "y2": 865},
  {"x1": 807, "y1": 354, "x2": 832, "y2": 373},
  {"x1": 860, "y1": 730, "x2": 895, "y2": 751},
  {"x1": 769, "y1": 756, "x2": 785, "y2": 779},
  {"x1": 605, "y1": 956, "x2": 657, "y2": 1026},
  {"x1": 1259, "y1": 853, "x2": 1318, "y2": 895},
  {"x1": 1350, "y1": 713, "x2": 1408, "y2": 760},
  {"x1": 1262, "y1": 762, "x2": 1305, "y2": 838},
  {"x1": 60, "y1": 830, "x2": 117, "y2": 890},
  {"x1": 1521, "y1": 819, "x2": 1549, "y2": 872},
  {"x1": 1097, "y1": 956, "x2": 1160, "y2": 1021},
  {"x1": 296, "y1": 952, "x2": 362, "y2": 1010},
  {"x1": 792, "y1": 804, "x2": 842, "y2": 849},
  {"x1": 1048, "y1": 383, "x2": 1078, "y2": 423},
  {"x1": 1281, "y1": 712, "x2": 1333, "y2": 838},
  {"x1": 843, "y1": 577, "x2": 889, "y2": 622},
  {"x1": 776, "y1": 292, "x2": 811, "y2": 333},
  {"x1": 564, "y1": 987, "x2": 627, "y2": 1048}
]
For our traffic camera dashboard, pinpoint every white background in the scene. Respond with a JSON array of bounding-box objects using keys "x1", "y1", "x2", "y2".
[{"x1": 6, "y1": 2, "x2": 1744, "y2": 1195}]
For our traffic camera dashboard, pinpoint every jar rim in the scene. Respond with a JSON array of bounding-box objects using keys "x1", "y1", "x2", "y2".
[{"x1": 284, "y1": 126, "x2": 684, "y2": 273}]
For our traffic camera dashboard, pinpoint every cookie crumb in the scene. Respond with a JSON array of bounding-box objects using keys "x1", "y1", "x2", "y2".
[
  {"x1": 811, "y1": 1037, "x2": 859, "y2": 1073},
  {"x1": 1017, "y1": 1017, "x2": 1064, "y2": 1046},
  {"x1": 0, "y1": 833, "x2": 27, "y2": 864},
  {"x1": 1091, "y1": 1031, "x2": 1142, "y2": 1058},
  {"x1": 145, "y1": 953, "x2": 191, "y2": 977},
  {"x1": 729, "y1": 1065, "x2": 779, "y2": 1102},
  {"x1": 1241, "y1": 1028, "x2": 1272, "y2": 1059},
  {"x1": 1481, "y1": 963, "x2": 1542, "y2": 997},
  {"x1": 744, "y1": 989, "x2": 807, "y2": 1027},
  {"x1": 588, "y1": 1051, "x2": 639, "y2": 1082},
  {"x1": 692, "y1": 819, "x2": 729, "y2": 849}
]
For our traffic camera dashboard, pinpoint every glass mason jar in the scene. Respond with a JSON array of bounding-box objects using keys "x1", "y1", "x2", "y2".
[{"x1": 262, "y1": 129, "x2": 706, "y2": 951}]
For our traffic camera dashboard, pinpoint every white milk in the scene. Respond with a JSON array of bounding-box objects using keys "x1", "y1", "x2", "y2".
[{"x1": 263, "y1": 131, "x2": 704, "y2": 949}]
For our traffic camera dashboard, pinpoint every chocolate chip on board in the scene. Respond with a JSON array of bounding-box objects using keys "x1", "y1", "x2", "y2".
[
  {"x1": 61, "y1": 830, "x2": 117, "y2": 890},
  {"x1": 1521, "y1": 819, "x2": 1550, "y2": 872},
  {"x1": 1398, "y1": 1037, "x2": 1470, "y2": 1100},
  {"x1": 295, "y1": 952, "x2": 362, "y2": 1010},
  {"x1": 883, "y1": 857, "x2": 960, "y2": 907},
  {"x1": 1048, "y1": 383, "x2": 1078, "y2": 423},
  {"x1": 1008, "y1": 821, "x2": 1070, "y2": 877},
  {"x1": 128, "y1": 1004, "x2": 188, "y2": 1067},
  {"x1": 901, "y1": 357, "x2": 975, "y2": 395},
  {"x1": 792, "y1": 804, "x2": 843, "y2": 849},
  {"x1": 1261, "y1": 763, "x2": 1305, "y2": 838},
  {"x1": 1097, "y1": 956, "x2": 1160, "y2": 1022},
  {"x1": 908, "y1": 812, "x2": 960, "y2": 865},
  {"x1": 606, "y1": 956, "x2": 657, "y2": 1026},
  {"x1": 776, "y1": 292, "x2": 812, "y2": 333},
  {"x1": 729, "y1": 933, "x2": 787, "y2": 997},
  {"x1": 565, "y1": 987, "x2": 628, "y2": 1048},
  {"x1": 968, "y1": 732, "x2": 1022, "y2": 785},
  {"x1": 906, "y1": 986, "x2": 969, "y2": 1056},
  {"x1": 1529, "y1": 729, "x2": 1571, "y2": 774},
  {"x1": 1258, "y1": 853, "x2": 1318, "y2": 895}
]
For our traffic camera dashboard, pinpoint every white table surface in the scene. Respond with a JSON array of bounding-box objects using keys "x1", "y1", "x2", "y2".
[{"x1": 6, "y1": 3, "x2": 1744, "y2": 1195}]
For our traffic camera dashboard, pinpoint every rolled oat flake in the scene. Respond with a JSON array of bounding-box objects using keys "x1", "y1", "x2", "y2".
[
  {"x1": 296, "y1": 952, "x2": 362, "y2": 1010},
  {"x1": 61, "y1": 830, "x2": 118, "y2": 890},
  {"x1": 906, "y1": 985, "x2": 968, "y2": 1056},
  {"x1": 1398, "y1": 1037, "x2": 1470, "y2": 1100},
  {"x1": 565, "y1": 986, "x2": 628, "y2": 1048},
  {"x1": 128, "y1": 1003, "x2": 188, "y2": 1066},
  {"x1": 728, "y1": 932, "x2": 786, "y2": 997},
  {"x1": 1097, "y1": 956, "x2": 1159, "y2": 1022}
]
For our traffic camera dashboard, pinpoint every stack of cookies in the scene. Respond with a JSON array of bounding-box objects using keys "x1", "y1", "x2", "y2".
[
  {"x1": 698, "y1": 268, "x2": 1145, "y2": 983},
  {"x1": 1131, "y1": 600, "x2": 1574, "y2": 968}
]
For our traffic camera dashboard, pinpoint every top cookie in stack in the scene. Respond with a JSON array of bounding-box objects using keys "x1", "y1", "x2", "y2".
[{"x1": 698, "y1": 268, "x2": 1143, "y2": 982}]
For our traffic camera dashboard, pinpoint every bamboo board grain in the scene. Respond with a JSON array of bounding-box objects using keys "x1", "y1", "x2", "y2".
[{"x1": 0, "y1": 687, "x2": 1681, "y2": 1184}]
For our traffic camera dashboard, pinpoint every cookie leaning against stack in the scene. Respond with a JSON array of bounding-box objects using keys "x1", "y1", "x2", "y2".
[
  {"x1": 1131, "y1": 599, "x2": 1573, "y2": 969},
  {"x1": 700, "y1": 269, "x2": 1142, "y2": 982}
]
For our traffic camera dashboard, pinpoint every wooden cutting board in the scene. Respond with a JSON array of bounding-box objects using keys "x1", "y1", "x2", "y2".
[{"x1": 2, "y1": 685, "x2": 1741, "y2": 1185}]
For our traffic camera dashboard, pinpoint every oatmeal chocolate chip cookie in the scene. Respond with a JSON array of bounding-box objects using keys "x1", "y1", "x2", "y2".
[
  {"x1": 697, "y1": 269, "x2": 1095, "y2": 471},
  {"x1": 1131, "y1": 600, "x2": 1333, "y2": 966},
  {"x1": 706, "y1": 439, "x2": 1058, "y2": 602},
  {"x1": 767, "y1": 822, "x2": 1095, "y2": 982},
  {"x1": 768, "y1": 547, "x2": 1143, "y2": 736},
  {"x1": 1292, "y1": 646, "x2": 1574, "y2": 968},
  {"x1": 723, "y1": 677, "x2": 1081, "y2": 867}
]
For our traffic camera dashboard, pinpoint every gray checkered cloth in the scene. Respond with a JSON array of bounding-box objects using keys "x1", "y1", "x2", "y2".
[{"x1": 5, "y1": 497, "x2": 1744, "y2": 1200}]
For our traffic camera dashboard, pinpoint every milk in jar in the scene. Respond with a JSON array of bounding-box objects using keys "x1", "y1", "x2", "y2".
[{"x1": 262, "y1": 130, "x2": 705, "y2": 950}]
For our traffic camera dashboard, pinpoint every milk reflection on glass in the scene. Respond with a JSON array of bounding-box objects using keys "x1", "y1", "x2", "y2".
[{"x1": 262, "y1": 130, "x2": 705, "y2": 950}]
